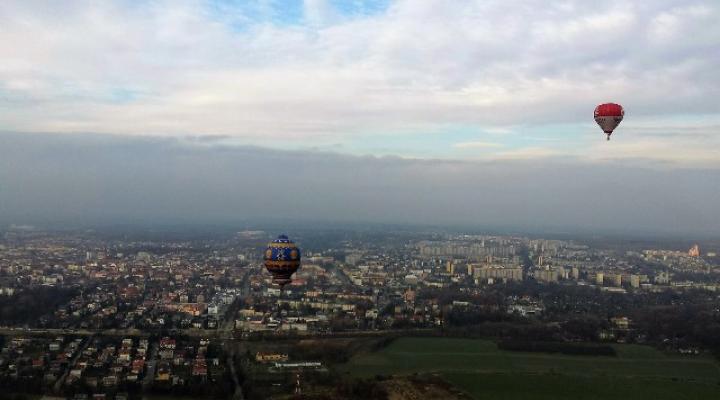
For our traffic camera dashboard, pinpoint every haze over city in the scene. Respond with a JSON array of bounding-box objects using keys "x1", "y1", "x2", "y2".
[{"x1": 1, "y1": 131, "x2": 719, "y2": 236}]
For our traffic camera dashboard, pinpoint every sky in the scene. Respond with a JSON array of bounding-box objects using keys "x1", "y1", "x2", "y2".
[{"x1": 1, "y1": 1, "x2": 719, "y2": 235}]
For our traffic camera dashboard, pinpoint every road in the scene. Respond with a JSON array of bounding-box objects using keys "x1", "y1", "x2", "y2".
[
  {"x1": 143, "y1": 341, "x2": 159, "y2": 388},
  {"x1": 53, "y1": 336, "x2": 91, "y2": 394},
  {"x1": 0, "y1": 326, "x2": 219, "y2": 338},
  {"x1": 0, "y1": 325, "x2": 435, "y2": 340},
  {"x1": 224, "y1": 341, "x2": 244, "y2": 400}
]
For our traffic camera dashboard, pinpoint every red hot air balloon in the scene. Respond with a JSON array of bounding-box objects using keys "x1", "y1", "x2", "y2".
[{"x1": 594, "y1": 103, "x2": 624, "y2": 140}]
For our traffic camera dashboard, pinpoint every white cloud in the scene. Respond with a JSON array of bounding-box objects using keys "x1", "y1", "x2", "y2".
[
  {"x1": 453, "y1": 141, "x2": 503, "y2": 149},
  {"x1": 303, "y1": 0, "x2": 335, "y2": 27},
  {"x1": 0, "y1": 0, "x2": 719, "y2": 165},
  {"x1": 494, "y1": 147, "x2": 567, "y2": 160}
]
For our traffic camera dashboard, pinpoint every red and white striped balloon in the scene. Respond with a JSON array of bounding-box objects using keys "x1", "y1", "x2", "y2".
[{"x1": 594, "y1": 103, "x2": 624, "y2": 140}]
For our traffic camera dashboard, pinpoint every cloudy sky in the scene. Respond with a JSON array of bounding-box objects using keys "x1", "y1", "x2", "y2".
[{"x1": 1, "y1": 1, "x2": 719, "y2": 234}]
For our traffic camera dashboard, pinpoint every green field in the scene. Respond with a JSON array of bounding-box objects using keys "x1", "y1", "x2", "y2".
[{"x1": 343, "y1": 338, "x2": 720, "y2": 399}]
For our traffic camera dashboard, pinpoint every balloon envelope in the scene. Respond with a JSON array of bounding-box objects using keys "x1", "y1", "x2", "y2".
[
  {"x1": 594, "y1": 103, "x2": 624, "y2": 139},
  {"x1": 263, "y1": 234, "x2": 301, "y2": 287}
]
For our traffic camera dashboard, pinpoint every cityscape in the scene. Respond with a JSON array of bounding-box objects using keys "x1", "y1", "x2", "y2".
[{"x1": 1, "y1": 226, "x2": 719, "y2": 399}]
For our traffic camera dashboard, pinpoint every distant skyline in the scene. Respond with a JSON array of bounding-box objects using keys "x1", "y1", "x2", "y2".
[
  {"x1": 0, "y1": 1, "x2": 719, "y2": 164},
  {"x1": 1, "y1": 1, "x2": 719, "y2": 235}
]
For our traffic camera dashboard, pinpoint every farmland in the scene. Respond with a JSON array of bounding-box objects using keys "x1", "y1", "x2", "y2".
[{"x1": 343, "y1": 338, "x2": 720, "y2": 399}]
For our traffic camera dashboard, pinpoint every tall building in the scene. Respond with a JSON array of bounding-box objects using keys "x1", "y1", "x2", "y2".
[
  {"x1": 629, "y1": 274, "x2": 640, "y2": 288},
  {"x1": 472, "y1": 264, "x2": 523, "y2": 282},
  {"x1": 596, "y1": 272, "x2": 604, "y2": 286},
  {"x1": 571, "y1": 267, "x2": 580, "y2": 280},
  {"x1": 534, "y1": 267, "x2": 558, "y2": 283},
  {"x1": 446, "y1": 260, "x2": 454, "y2": 274},
  {"x1": 689, "y1": 244, "x2": 700, "y2": 257}
]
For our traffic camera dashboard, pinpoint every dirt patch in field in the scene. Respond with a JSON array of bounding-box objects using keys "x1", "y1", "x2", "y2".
[{"x1": 382, "y1": 376, "x2": 471, "y2": 400}]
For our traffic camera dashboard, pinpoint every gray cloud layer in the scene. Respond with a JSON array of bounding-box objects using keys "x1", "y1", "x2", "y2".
[{"x1": 1, "y1": 132, "x2": 718, "y2": 236}]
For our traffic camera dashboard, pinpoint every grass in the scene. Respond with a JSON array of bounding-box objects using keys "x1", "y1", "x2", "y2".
[
  {"x1": 444, "y1": 372, "x2": 720, "y2": 400},
  {"x1": 342, "y1": 337, "x2": 720, "y2": 399},
  {"x1": 145, "y1": 396, "x2": 202, "y2": 400}
]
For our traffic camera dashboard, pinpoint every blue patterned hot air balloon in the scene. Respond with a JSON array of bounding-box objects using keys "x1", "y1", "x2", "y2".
[{"x1": 263, "y1": 234, "x2": 301, "y2": 287}]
